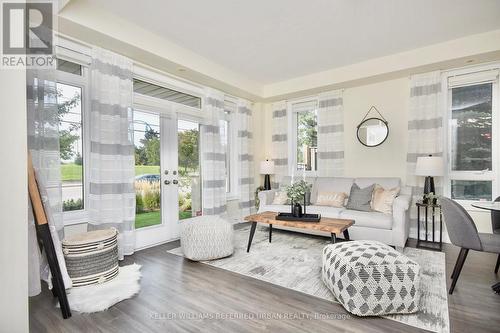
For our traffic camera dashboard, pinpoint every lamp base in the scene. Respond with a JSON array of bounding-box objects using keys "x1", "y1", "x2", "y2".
[
  {"x1": 422, "y1": 176, "x2": 435, "y2": 204},
  {"x1": 264, "y1": 174, "x2": 271, "y2": 190}
]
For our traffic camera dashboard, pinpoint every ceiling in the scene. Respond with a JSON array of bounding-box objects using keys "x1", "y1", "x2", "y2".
[{"x1": 82, "y1": 0, "x2": 500, "y2": 85}]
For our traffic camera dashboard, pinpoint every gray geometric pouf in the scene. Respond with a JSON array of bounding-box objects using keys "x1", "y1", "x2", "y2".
[
  {"x1": 180, "y1": 215, "x2": 234, "y2": 261},
  {"x1": 322, "y1": 240, "x2": 421, "y2": 316}
]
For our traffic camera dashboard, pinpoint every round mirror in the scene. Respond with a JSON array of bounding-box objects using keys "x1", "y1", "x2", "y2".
[{"x1": 356, "y1": 118, "x2": 389, "y2": 147}]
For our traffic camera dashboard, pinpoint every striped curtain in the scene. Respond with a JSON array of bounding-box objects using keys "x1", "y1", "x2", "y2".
[
  {"x1": 88, "y1": 47, "x2": 136, "y2": 259},
  {"x1": 271, "y1": 101, "x2": 288, "y2": 188},
  {"x1": 236, "y1": 98, "x2": 255, "y2": 215},
  {"x1": 317, "y1": 90, "x2": 344, "y2": 176},
  {"x1": 27, "y1": 68, "x2": 72, "y2": 295},
  {"x1": 406, "y1": 71, "x2": 444, "y2": 218},
  {"x1": 201, "y1": 88, "x2": 227, "y2": 215}
]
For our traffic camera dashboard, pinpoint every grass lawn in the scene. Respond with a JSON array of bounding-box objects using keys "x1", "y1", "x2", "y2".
[
  {"x1": 134, "y1": 165, "x2": 160, "y2": 176},
  {"x1": 61, "y1": 163, "x2": 161, "y2": 181},
  {"x1": 135, "y1": 210, "x2": 195, "y2": 228},
  {"x1": 61, "y1": 164, "x2": 83, "y2": 181}
]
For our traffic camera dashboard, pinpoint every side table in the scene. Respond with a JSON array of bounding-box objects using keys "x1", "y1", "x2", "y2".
[{"x1": 416, "y1": 201, "x2": 443, "y2": 251}]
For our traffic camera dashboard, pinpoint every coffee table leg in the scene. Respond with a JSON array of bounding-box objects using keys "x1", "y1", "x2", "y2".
[
  {"x1": 343, "y1": 229, "x2": 350, "y2": 241},
  {"x1": 269, "y1": 224, "x2": 272, "y2": 243},
  {"x1": 247, "y1": 222, "x2": 257, "y2": 252},
  {"x1": 331, "y1": 233, "x2": 336, "y2": 244}
]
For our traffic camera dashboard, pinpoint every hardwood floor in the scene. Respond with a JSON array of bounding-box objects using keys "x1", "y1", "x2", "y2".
[{"x1": 29, "y1": 225, "x2": 500, "y2": 333}]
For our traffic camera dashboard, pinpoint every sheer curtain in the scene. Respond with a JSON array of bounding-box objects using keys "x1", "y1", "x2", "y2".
[
  {"x1": 201, "y1": 88, "x2": 227, "y2": 215},
  {"x1": 317, "y1": 90, "x2": 344, "y2": 177},
  {"x1": 87, "y1": 47, "x2": 136, "y2": 259},
  {"x1": 406, "y1": 71, "x2": 444, "y2": 219},
  {"x1": 27, "y1": 68, "x2": 72, "y2": 295},
  {"x1": 236, "y1": 98, "x2": 255, "y2": 216},
  {"x1": 271, "y1": 101, "x2": 288, "y2": 188}
]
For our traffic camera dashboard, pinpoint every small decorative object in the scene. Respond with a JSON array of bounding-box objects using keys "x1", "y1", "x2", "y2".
[
  {"x1": 285, "y1": 180, "x2": 312, "y2": 217},
  {"x1": 415, "y1": 155, "x2": 443, "y2": 203},
  {"x1": 356, "y1": 106, "x2": 389, "y2": 147},
  {"x1": 260, "y1": 159, "x2": 275, "y2": 190},
  {"x1": 254, "y1": 186, "x2": 265, "y2": 209}
]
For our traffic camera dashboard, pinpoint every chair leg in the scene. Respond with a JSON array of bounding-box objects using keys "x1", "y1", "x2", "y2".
[
  {"x1": 495, "y1": 254, "x2": 500, "y2": 274},
  {"x1": 451, "y1": 248, "x2": 466, "y2": 279},
  {"x1": 449, "y1": 248, "x2": 469, "y2": 295}
]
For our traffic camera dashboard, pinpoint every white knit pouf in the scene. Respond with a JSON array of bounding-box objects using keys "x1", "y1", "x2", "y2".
[
  {"x1": 180, "y1": 216, "x2": 234, "y2": 261},
  {"x1": 322, "y1": 240, "x2": 421, "y2": 316}
]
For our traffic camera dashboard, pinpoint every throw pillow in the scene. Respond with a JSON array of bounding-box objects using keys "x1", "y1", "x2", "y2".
[
  {"x1": 316, "y1": 191, "x2": 347, "y2": 208},
  {"x1": 371, "y1": 185, "x2": 400, "y2": 214},
  {"x1": 346, "y1": 183, "x2": 375, "y2": 212},
  {"x1": 272, "y1": 191, "x2": 288, "y2": 205}
]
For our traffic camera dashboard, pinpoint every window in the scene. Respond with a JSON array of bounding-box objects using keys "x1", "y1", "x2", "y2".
[
  {"x1": 291, "y1": 100, "x2": 318, "y2": 172},
  {"x1": 133, "y1": 79, "x2": 201, "y2": 109},
  {"x1": 447, "y1": 68, "x2": 499, "y2": 202},
  {"x1": 56, "y1": 58, "x2": 89, "y2": 218}
]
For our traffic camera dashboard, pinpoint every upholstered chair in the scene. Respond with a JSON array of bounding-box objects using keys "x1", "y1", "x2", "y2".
[{"x1": 440, "y1": 197, "x2": 500, "y2": 294}]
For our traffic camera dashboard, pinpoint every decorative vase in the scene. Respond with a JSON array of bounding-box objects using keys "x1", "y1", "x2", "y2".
[{"x1": 292, "y1": 202, "x2": 303, "y2": 217}]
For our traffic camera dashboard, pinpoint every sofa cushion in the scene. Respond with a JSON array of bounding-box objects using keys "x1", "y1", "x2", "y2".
[
  {"x1": 355, "y1": 177, "x2": 401, "y2": 190},
  {"x1": 307, "y1": 205, "x2": 344, "y2": 218},
  {"x1": 346, "y1": 183, "x2": 375, "y2": 212},
  {"x1": 259, "y1": 204, "x2": 345, "y2": 219},
  {"x1": 340, "y1": 209, "x2": 393, "y2": 230},
  {"x1": 311, "y1": 177, "x2": 354, "y2": 204},
  {"x1": 316, "y1": 191, "x2": 347, "y2": 207}
]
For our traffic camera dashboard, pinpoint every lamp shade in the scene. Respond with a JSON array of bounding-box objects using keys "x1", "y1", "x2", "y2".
[
  {"x1": 415, "y1": 156, "x2": 444, "y2": 176},
  {"x1": 260, "y1": 160, "x2": 275, "y2": 175}
]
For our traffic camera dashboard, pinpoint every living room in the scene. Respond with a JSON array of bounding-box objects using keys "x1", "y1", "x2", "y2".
[{"x1": 1, "y1": 1, "x2": 500, "y2": 332}]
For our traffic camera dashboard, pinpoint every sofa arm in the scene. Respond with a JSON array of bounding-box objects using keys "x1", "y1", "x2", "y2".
[
  {"x1": 258, "y1": 189, "x2": 277, "y2": 209},
  {"x1": 392, "y1": 194, "x2": 412, "y2": 248}
]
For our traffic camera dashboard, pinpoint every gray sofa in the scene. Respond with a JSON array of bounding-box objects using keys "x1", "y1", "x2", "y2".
[{"x1": 258, "y1": 177, "x2": 412, "y2": 248}]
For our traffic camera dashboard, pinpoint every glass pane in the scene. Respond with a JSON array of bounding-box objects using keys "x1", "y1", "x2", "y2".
[
  {"x1": 451, "y1": 83, "x2": 492, "y2": 171},
  {"x1": 133, "y1": 111, "x2": 162, "y2": 228},
  {"x1": 296, "y1": 110, "x2": 318, "y2": 171},
  {"x1": 133, "y1": 79, "x2": 201, "y2": 109},
  {"x1": 57, "y1": 83, "x2": 84, "y2": 211},
  {"x1": 451, "y1": 180, "x2": 492, "y2": 201},
  {"x1": 57, "y1": 59, "x2": 82, "y2": 76},
  {"x1": 178, "y1": 120, "x2": 202, "y2": 220}
]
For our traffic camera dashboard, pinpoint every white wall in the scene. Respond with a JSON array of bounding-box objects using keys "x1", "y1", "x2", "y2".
[
  {"x1": 0, "y1": 69, "x2": 29, "y2": 332},
  {"x1": 255, "y1": 77, "x2": 492, "y2": 233}
]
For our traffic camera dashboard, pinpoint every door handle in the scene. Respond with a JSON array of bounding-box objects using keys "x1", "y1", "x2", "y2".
[
  {"x1": 164, "y1": 180, "x2": 170, "y2": 185},
  {"x1": 172, "y1": 179, "x2": 178, "y2": 185}
]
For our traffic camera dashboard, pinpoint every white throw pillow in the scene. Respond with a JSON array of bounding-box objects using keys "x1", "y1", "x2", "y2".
[
  {"x1": 371, "y1": 185, "x2": 400, "y2": 214},
  {"x1": 272, "y1": 191, "x2": 288, "y2": 205},
  {"x1": 315, "y1": 191, "x2": 347, "y2": 208}
]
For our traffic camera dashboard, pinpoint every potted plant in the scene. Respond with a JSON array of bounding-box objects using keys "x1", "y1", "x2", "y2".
[{"x1": 285, "y1": 180, "x2": 312, "y2": 217}]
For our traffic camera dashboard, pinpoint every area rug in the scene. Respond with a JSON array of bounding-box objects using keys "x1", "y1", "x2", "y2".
[
  {"x1": 60, "y1": 263, "x2": 142, "y2": 313},
  {"x1": 168, "y1": 226, "x2": 449, "y2": 333}
]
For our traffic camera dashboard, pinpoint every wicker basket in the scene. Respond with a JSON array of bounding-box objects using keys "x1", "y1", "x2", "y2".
[{"x1": 62, "y1": 228, "x2": 119, "y2": 287}]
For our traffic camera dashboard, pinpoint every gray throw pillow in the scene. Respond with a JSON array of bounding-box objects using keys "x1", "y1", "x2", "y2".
[{"x1": 346, "y1": 183, "x2": 375, "y2": 212}]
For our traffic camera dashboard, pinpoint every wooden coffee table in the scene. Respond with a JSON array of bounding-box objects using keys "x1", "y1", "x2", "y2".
[{"x1": 244, "y1": 211, "x2": 354, "y2": 252}]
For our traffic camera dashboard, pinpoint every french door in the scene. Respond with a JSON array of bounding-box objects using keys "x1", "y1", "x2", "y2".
[{"x1": 133, "y1": 108, "x2": 202, "y2": 249}]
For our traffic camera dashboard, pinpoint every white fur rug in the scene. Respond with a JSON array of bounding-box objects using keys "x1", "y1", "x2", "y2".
[{"x1": 61, "y1": 263, "x2": 142, "y2": 313}]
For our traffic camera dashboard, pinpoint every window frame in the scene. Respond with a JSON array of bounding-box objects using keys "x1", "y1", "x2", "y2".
[
  {"x1": 444, "y1": 64, "x2": 500, "y2": 209},
  {"x1": 57, "y1": 61, "x2": 91, "y2": 225},
  {"x1": 287, "y1": 97, "x2": 319, "y2": 177}
]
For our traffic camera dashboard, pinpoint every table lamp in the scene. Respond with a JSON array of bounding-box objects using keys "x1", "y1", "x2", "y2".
[
  {"x1": 260, "y1": 160, "x2": 275, "y2": 190},
  {"x1": 415, "y1": 155, "x2": 443, "y2": 203}
]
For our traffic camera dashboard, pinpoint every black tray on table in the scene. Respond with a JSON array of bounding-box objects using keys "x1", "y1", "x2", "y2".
[{"x1": 275, "y1": 212, "x2": 321, "y2": 222}]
